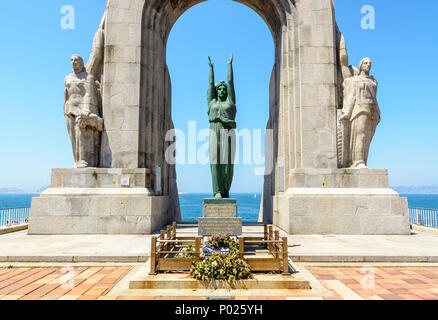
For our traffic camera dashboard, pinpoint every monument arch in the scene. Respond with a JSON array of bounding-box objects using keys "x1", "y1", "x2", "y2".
[
  {"x1": 101, "y1": 0, "x2": 338, "y2": 223},
  {"x1": 29, "y1": 0, "x2": 410, "y2": 235}
]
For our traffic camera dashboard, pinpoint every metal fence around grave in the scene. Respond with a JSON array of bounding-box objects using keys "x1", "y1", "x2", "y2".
[
  {"x1": 409, "y1": 207, "x2": 438, "y2": 229},
  {"x1": 0, "y1": 207, "x2": 30, "y2": 227}
]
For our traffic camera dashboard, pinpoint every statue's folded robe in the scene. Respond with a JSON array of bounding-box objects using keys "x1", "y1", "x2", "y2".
[{"x1": 77, "y1": 113, "x2": 104, "y2": 132}]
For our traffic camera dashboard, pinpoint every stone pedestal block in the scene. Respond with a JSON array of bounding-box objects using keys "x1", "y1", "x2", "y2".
[
  {"x1": 198, "y1": 217, "x2": 243, "y2": 236},
  {"x1": 273, "y1": 169, "x2": 410, "y2": 235},
  {"x1": 202, "y1": 199, "x2": 237, "y2": 217},
  {"x1": 28, "y1": 169, "x2": 171, "y2": 235},
  {"x1": 198, "y1": 199, "x2": 242, "y2": 236}
]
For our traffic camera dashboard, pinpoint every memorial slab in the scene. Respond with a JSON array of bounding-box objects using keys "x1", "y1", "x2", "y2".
[
  {"x1": 198, "y1": 217, "x2": 243, "y2": 236},
  {"x1": 202, "y1": 199, "x2": 237, "y2": 218}
]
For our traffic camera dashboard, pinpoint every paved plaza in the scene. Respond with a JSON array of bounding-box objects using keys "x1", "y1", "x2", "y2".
[
  {"x1": 0, "y1": 224, "x2": 437, "y2": 300},
  {"x1": 0, "y1": 264, "x2": 438, "y2": 300}
]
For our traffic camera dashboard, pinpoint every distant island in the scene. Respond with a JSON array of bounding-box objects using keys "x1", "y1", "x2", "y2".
[
  {"x1": 393, "y1": 186, "x2": 438, "y2": 194},
  {"x1": 0, "y1": 187, "x2": 26, "y2": 194},
  {"x1": 0, "y1": 186, "x2": 48, "y2": 194}
]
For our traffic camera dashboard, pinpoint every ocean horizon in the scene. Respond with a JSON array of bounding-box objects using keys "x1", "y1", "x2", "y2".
[{"x1": 1, "y1": 193, "x2": 438, "y2": 222}]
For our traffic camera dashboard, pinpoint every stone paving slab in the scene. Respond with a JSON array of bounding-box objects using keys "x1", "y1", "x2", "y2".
[
  {"x1": 0, "y1": 264, "x2": 437, "y2": 300},
  {"x1": 307, "y1": 266, "x2": 438, "y2": 300}
]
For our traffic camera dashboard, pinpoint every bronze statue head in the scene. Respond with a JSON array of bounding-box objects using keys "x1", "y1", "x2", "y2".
[{"x1": 216, "y1": 81, "x2": 228, "y2": 101}]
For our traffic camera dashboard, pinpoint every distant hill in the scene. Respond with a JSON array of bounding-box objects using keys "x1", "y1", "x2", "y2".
[
  {"x1": 0, "y1": 187, "x2": 26, "y2": 194},
  {"x1": 393, "y1": 186, "x2": 438, "y2": 194}
]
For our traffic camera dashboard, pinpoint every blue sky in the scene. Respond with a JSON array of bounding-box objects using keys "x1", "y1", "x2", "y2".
[{"x1": 0, "y1": 0, "x2": 437, "y2": 193}]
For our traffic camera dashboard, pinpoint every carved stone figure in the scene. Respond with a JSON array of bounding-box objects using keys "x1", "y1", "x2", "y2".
[
  {"x1": 339, "y1": 56, "x2": 381, "y2": 168},
  {"x1": 207, "y1": 55, "x2": 237, "y2": 198},
  {"x1": 64, "y1": 14, "x2": 105, "y2": 168}
]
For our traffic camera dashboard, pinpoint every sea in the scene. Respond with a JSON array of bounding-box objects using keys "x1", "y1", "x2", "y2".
[{"x1": 1, "y1": 193, "x2": 438, "y2": 221}]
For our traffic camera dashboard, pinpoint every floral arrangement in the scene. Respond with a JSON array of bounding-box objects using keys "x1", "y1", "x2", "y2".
[
  {"x1": 204, "y1": 234, "x2": 238, "y2": 252},
  {"x1": 191, "y1": 250, "x2": 253, "y2": 281},
  {"x1": 191, "y1": 234, "x2": 253, "y2": 282},
  {"x1": 179, "y1": 244, "x2": 195, "y2": 258}
]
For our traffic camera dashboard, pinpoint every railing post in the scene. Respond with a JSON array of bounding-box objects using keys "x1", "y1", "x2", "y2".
[
  {"x1": 166, "y1": 225, "x2": 172, "y2": 252},
  {"x1": 274, "y1": 230, "x2": 280, "y2": 259},
  {"x1": 159, "y1": 230, "x2": 165, "y2": 258},
  {"x1": 239, "y1": 237, "x2": 244, "y2": 260},
  {"x1": 149, "y1": 236, "x2": 157, "y2": 275},
  {"x1": 282, "y1": 237, "x2": 290, "y2": 276},
  {"x1": 433, "y1": 211, "x2": 437, "y2": 228},
  {"x1": 172, "y1": 222, "x2": 177, "y2": 239},
  {"x1": 268, "y1": 226, "x2": 273, "y2": 253},
  {"x1": 264, "y1": 223, "x2": 268, "y2": 249},
  {"x1": 195, "y1": 237, "x2": 201, "y2": 262}
]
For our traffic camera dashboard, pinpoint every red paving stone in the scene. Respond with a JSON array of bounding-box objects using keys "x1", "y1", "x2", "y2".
[
  {"x1": 19, "y1": 267, "x2": 89, "y2": 300},
  {"x1": 308, "y1": 266, "x2": 438, "y2": 300},
  {"x1": 0, "y1": 266, "x2": 438, "y2": 300},
  {"x1": 0, "y1": 268, "x2": 57, "y2": 295},
  {"x1": 0, "y1": 268, "x2": 31, "y2": 282},
  {"x1": 44, "y1": 267, "x2": 102, "y2": 296},
  {"x1": 0, "y1": 268, "x2": 42, "y2": 290}
]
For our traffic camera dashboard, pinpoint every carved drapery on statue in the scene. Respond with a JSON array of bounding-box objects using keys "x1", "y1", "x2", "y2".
[
  {"x1": 64, "y1": 13, "x2": 106, "y2": 168},
  {"x1": 207, "y1": 55, "x2": 237, "y2": 199},
  {"x1": 336, "y1": 33, "x2": 380, "y2": 169}
]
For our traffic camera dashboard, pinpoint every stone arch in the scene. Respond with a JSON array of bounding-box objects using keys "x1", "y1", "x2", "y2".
[{"x1": 103, "y1": 0, "x2": 339, "y2": 224}]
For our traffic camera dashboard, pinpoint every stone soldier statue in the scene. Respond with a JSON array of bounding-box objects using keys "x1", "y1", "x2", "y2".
[
  {"x1": 207, "y1": 55, "x2": 237, "y2": 198},
  {"x1": 64, "y1": 13, "x2": 106, "y2": 168},
  {"x1": 339, "y1": 56, "x2": 381, "y2": 168}
]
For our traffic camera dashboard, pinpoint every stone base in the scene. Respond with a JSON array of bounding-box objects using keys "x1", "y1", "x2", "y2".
[
  {"x1": 274, "y1": 169, "x2": 410, "y2": 235},
  {"x1": 129, "y1": 274, "x2": 310, "y2": 290},
  {"x1": 28, "y1": 168, "x2": 171, "y2": 235}
]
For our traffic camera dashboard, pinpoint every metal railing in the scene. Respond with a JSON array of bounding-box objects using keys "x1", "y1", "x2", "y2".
[
  {"x1": 409, "y1": 207, "x2": 438, "y2": 229},
  {"x1": 0, "y1": 207, "x2": 30, "y2": 227}
]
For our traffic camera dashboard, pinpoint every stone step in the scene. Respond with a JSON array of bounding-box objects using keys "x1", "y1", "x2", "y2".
[{"x1": 129, "y1": 273, "x2": 311, "y2": 290}]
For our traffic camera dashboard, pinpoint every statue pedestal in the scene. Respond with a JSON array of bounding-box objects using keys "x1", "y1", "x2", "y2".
[
  {"x1": 274, "y1": 168, "x2": 410, "y2": 235},
  {"x1": 198, "y1": 199, "x2": 242, "y2": 236},
  {"x1": 28, "y1": 168, "x2": 172, "y2": 235}
]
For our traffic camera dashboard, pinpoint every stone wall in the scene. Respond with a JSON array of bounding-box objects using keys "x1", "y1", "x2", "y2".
[{"x1": 104, "y1": 0, "x2": 339, "y2": 223}]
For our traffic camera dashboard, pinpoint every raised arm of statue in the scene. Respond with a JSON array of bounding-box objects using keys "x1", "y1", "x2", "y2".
[
  {"x1": 227, "y1": 54, "x2": 235, "y2": 105},
  {"x1": 86, "y1": 11, "x2": 106, "y2": 78},
  {"x1": 339, "y1": 34, "x2": 355, "y2": 80},
  {"x1": 207, "y1": 56, "x2": 216, "y2": 104}
]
